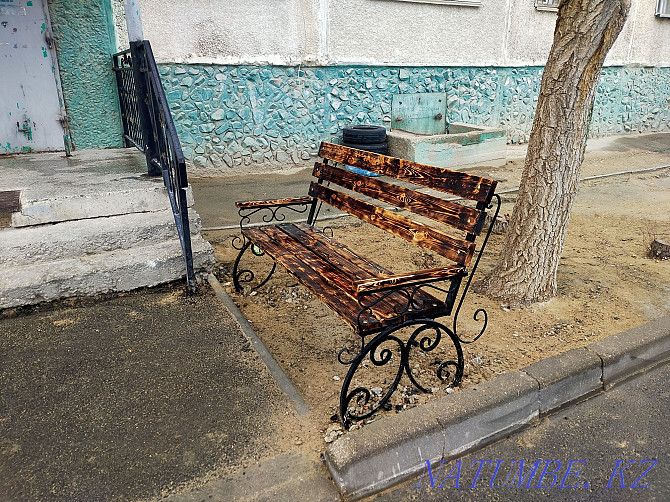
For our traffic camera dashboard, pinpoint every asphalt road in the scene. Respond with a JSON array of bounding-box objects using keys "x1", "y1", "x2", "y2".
[{"x1": 373, "y1": 362, "x2": 670, "y2": 502}]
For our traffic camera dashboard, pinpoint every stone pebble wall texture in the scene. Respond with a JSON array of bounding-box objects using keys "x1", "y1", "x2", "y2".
[
  {"x1": 158, "y1": 64, "x2": 670, "y2": 171},
  {"x1": 48, "y1": 0, "x2": 123, "y2": 150}
]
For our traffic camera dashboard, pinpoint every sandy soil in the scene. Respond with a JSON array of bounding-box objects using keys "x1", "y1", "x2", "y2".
[{"x1": 208, "y1": 156, "x2": 670, "y2": 450}]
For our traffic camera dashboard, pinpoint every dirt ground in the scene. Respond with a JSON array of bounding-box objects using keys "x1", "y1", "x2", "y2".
[{"x1": 206, "y1": 148, "x2": 670, "y2": 451}]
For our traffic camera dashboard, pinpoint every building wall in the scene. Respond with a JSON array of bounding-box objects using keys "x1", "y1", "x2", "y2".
[
  {"x1": 143, "y1": 0, "x2": 670, "y2": 67},
  {"x1": 159, "y1": 64, "x2": 670, "y2": 171},
  {"x1": 139, "y1": 0, "x2": 670, "y2": 171},
  {"x1": 48, "y1": 0, "x2": 123, "y2": 150}
]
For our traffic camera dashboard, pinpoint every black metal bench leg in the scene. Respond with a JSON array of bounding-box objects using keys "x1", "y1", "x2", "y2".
[
  {"x1": 232, "y1": 240, "x2": 277, "y2": 292},
  {"x1": 339, "y1": 319, "x2": 464, "y2": 428}
]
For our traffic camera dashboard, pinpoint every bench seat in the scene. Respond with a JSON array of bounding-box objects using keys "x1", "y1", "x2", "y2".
[{"x1": 243, "y1": 222, "x2": 464, "y2": 335}]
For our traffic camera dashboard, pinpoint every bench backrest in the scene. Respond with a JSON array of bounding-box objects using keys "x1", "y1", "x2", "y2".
[{"x1": 310, "y1": 142, "x2": 498, "y2": 267}]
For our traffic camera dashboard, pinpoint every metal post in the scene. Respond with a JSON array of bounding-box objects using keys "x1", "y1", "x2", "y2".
[{"x1": 129, "y1": 40, "x2": 161, "y2": 176}]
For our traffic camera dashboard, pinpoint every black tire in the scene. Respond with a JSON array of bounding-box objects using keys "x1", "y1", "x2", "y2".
[
  {"x1": 342, "y1": 141, "x2": 388, "y2": 155},
  {"x1": 342, "y1": 125, "x2": 387, "y2": 145}
]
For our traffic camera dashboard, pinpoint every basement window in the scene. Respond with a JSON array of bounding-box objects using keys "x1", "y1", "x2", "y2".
[
  {"x1": 657, "y1": 0, "x2": 670, "y2": 18},
  {"x1": 535, "y1": 0, "x2": 560, "y2": 12}
]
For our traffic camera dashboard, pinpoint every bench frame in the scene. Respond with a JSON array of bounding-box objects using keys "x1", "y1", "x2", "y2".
[{"x1": 232, "y1": 142, "x2": 500, "y2": 426}]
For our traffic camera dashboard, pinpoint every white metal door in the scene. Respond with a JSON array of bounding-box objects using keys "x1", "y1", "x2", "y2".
[{"x1": 0, "y1": 0, "x2": 65, "y2": 153}]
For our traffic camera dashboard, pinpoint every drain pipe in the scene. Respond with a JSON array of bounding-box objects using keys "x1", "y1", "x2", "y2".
[{"x1": 124, "y1": 0, "x2": 144, "y2": 42}]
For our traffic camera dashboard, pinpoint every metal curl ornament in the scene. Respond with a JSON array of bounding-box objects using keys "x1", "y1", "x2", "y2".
[
  {"x1": 452, "y1": 193, "x2": 501, "y2": 344},
  {"x1": 232, "y1": 240, "x2": 277, "y2": 292},
  {"x1": 339, "y1": 319, "x2": 463, "y2": 427}
]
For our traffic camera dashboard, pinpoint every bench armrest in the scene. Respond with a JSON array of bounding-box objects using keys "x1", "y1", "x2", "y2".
[
  {"x1": 236, "y1": 196, "x2": 313, "y2": 209},
  {"x1": 354, "y1": 266, "x2": 466, "y2": 297}
]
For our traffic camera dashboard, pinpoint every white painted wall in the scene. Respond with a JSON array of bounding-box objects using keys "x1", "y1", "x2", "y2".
[
  {"x1": 140, "y1": 0, "x2": 670, "y2": 67},
  {"x1": 141, "y1": 0, "x2": 319, "y2": 65}
]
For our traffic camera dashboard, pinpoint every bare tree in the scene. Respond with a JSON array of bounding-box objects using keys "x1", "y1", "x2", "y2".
[{"x1": 484, "y1": 0, "x2": 630, "y2": 304}]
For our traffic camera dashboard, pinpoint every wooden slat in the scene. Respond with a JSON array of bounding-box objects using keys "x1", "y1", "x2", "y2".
[
  {"x1": 235, "y1": 196, "x2": 312, "y2": 209},
  {"x1": 312, "y1": 162, "x2": 485, "y2": 234},
  {"x1": 308, "y1": 183, "x2": 476, "y2": 266},
  {"x1": 318, "y1": 142, "x2": 497, "y2": 204},
  {"x1": 288, "y1": 223, "x2": 448, "y2": 313},
  {"x1": 292, "y1": 223, "x2": 389, "y2": 277},
  {"x1": 243, "y1": 224, "x2": 450, "y2": 334},
  {"x1": 269, "y1": 225, "x2": 443, "y2": 324},
  {"x1": 277, "y1": 223, "x2": 443, "y2": 318},
  {"x1": 243, "y1": 226, "x2": 368, "y2": 329},
  {"x1": 277, "y1": 223, "x2": 382, "y2": 281},
  {"x1": 354, "y1": 266, "x2": 465, "y2": 295}
]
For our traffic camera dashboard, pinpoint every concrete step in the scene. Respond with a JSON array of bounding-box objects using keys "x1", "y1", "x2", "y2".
[
  {"x1": 0, "y1": 210, "x2": 202, "y2": 268},
  {"x1": 0, "y1": 148, "x2": 195, "y2": 228},
  {"x1": 0, "y1": 235, "x2": 215, "y2": 310},
  {"x1": 11, "y1": 184, "x2": 195, "y2": 228}
]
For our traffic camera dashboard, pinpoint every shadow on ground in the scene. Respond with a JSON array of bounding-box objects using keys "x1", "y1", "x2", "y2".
[
  {"x1": 0, "y1": 284, "x2": 290, "y2": 501},
  {"x1": 606, "y1": 133, "x2": 670, "y2": 153}
]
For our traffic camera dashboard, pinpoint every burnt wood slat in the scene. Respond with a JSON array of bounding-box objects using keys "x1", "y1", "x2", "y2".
[
  {"x1": 235, "y1": 196, "x2": 313, "y2": 209},
  {"x1": 290, "y1": 223, "x2": 448, "y2": 311},
  {"x1": 308, "y1": 183, "x2": 476, "y2": 266},
  {"x1": 277, "y1": 223, "x2": 381, "y2": 281},
  {"x1": 243, "y1": 226, "x2": 368, "y2": 329},
  {"x1": 278, "y1": 223, "x2": 445, "y2": 317},
  {"x1": 243, "y1": 224, "x2": 449, "y2": 334},
  {"x1": 318, "y1": 142, "x2": 497, "y2": 204},
  {"x1": 354, "y1": 266, "x2": 466, "y2": 296},
  {"x1": 265, "y1": 225, "x2": 445, "y2": 327},
  {"x1": 292, "y1": 223, "x2": 389, "y2": 277},
  {"x1": 312, "y1": 162, "x2": 485, "y2": 234}
]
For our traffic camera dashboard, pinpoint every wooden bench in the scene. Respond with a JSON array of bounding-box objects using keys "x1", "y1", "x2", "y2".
[{"x1": 233, "y1": 142, "x2": 500, "y2": 426}]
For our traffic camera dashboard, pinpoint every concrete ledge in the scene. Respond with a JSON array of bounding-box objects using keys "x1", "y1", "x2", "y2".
[
  {"x1": 325, "y1": 371, "x2": 538, "y2": 500},
  {"x1": 588, "y1": 315, "x2": 670, "y2": 389},
  {"x1": 11, "y1": 185, "x2": 195, "y2": 228},
  {"x1": 0, "y1": 235, "x2": 214, "y2": 309},
  {"x1": 522, "y1": 347, "x2": 602, "y2": 414},
  {"x1": 387, "y1": 123, "x2": 507, "y2": 170},
  {"x1": 0, "y1": 210, "x2": 202, "y2": 267}
]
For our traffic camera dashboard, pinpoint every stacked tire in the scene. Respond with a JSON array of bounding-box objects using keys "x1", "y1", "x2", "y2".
[{"x1": 342, "y1": 125, "x2": 387, "y2": 155}]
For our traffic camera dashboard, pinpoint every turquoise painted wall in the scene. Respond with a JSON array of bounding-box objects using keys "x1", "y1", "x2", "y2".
[
  {"x1": 158, "y1": 64, "x2": 670, "y2": 170},
  {"x1": 48, "y1": 0, "x2": 123, "y2": 150}
]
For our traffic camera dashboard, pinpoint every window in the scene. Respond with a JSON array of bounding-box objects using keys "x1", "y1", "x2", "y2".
[
  {"x1": 385, "y1": 0, "x2": 481, "y2": 6},
  {"x1": 535, "y1": 0, "x2": 560, "y2": 12},
  {"x1": 657, "y1": 0, "x2": 670, "y2": 18}
]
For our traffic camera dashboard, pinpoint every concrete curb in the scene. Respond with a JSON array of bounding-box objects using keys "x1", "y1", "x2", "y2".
[
  {"x1": 522, "y1": 346, "x2": 602, "y2": 414},
  {"x1": 588, "y1": 315, "x2": 670, "y2": 389},
  {"x1": 207, "y1": 274, "x2": 309, "y2": 416},
  {"x1": 324, "y1": 315, "x2": 670, "y2": 500}
]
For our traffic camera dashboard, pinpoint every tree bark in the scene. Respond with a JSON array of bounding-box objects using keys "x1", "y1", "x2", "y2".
[{"x1": 484, "y1": 0, "x2": 630, "y2": 304}]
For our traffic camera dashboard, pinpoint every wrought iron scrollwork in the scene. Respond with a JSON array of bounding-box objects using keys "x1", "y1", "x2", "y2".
[
  {"x1": 232, "y1": 240, "x2": 277, "y2": 292},
  {"x1": 339, "y1": 319, "x2": 463, "y2": 427},
  {"x1": 232, "y1": 201, "x2": 310, "y2": 291},
  {"x1": 232, "y1": 203, "x2": 310, "y2": 250},
  {"x1": 452, "y1": 193, "x2": 502, "y2": 344}
]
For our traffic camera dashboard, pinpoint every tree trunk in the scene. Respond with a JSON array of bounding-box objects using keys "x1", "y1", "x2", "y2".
[{"x1": 484, "y1": 0, "x2": 630, "y2": 304}]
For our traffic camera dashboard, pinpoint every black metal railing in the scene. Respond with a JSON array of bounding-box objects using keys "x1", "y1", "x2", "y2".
[{"x1": 113, "y1": 41, "x2": 195, "y2": 291}]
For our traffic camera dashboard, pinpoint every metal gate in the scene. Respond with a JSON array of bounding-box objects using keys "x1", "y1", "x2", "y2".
[{"x1": 0, "y1": 0, "x2": 66, "y2": 153}]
